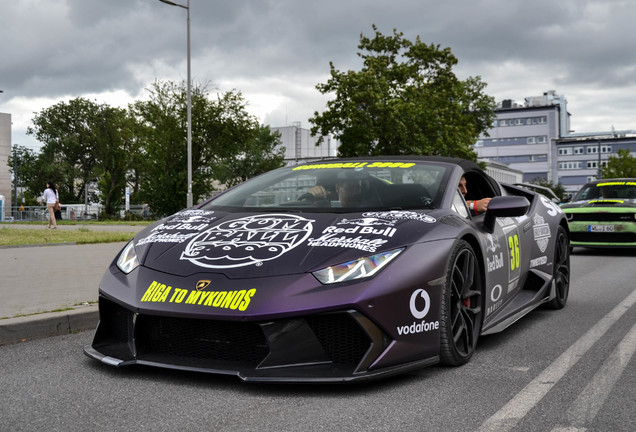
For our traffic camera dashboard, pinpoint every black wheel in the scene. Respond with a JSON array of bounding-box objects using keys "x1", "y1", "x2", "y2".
[
  {"x1": 439, "y1": 240, "x2": 483, "y2": 366},
  {"x1": 546, "y1": 225, "x2": 570, "y2": 309}
]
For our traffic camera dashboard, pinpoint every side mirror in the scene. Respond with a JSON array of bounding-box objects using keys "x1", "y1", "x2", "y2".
[{"x1": 483, "y1": 196, "x2": 530, "y2": 233}]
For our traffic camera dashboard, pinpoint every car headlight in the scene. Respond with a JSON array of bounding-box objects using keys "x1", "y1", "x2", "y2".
[
  {"x1": 312, "y1": 248, "x2": 404, "y2": 284},
  {"x1": 117, "y1": 241, "x2": 140, "y2": 274}
]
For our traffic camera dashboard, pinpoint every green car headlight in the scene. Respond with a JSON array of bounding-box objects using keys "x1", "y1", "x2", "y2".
[
  {"x1": 312, "y1": 248, "x2": 404, "y2": 284},
  {"x1": 117, "y1": 241, "x2": 140, "y2": 274}
]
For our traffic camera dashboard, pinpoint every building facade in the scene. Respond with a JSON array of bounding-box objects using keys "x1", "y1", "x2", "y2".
[
  {"x1": 556, "y1": 135, "x2": 636, "y2": 193},
  {"x1": 271, "y1": 122, "x2": 337, "y2": 165},
  {"x1": 475, "y1": 90, "x2": 569, "y2": 184},
  {"x1": 476, "y1": 90, "x2": 636, "y2": 194}
]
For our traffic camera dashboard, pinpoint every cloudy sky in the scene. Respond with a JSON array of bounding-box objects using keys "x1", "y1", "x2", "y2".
[{"x1": 2, "y1": 0, "x2": 636, "y2": 151}]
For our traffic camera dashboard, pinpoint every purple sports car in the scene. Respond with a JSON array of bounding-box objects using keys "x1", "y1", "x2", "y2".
[{"x1": 84, "y1": 156, "x2": 570, "y2": 382}]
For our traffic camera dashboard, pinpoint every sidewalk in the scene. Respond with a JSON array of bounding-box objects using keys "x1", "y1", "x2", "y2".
[{"x1": 0, "y1": 223, "x2": 145, "y2": 345}]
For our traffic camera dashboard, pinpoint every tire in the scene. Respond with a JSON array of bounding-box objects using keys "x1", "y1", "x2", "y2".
[
  {"x1": 439, "y1": 240, "x2": 484, "y2": 366},
  {"x1": 546, "y1": 225, "x2": 570, "y2": 309}
]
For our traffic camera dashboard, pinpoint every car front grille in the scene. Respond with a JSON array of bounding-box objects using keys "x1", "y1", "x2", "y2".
[
  {"x1": 567, "y1": 212, "x2": 636, "y2": 222},
  {"x1": 91, "y1": 297, "x2": 374, "y2": 371},
  {"x1": 570, "y1": 232, "x2": 636, "y2": 243}
]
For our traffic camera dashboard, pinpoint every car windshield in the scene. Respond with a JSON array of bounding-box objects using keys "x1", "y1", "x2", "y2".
[
  {"x1": 203, "y1": 160, "x2": 451, "y2": 212},
  {"x1": 573, "y1": 180, "x2": 636, "y2": 201}
]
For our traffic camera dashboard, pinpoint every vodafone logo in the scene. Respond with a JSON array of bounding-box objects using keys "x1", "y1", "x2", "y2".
[
  {"x1": 410, "y1": 289, "x2": 430, "y2": 319},
  {"x1": 398, "y1": 289, "x2": 439, "y2": 336}
]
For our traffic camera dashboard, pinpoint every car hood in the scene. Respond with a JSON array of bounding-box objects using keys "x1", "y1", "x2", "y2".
[
  {"x1": 561, "y1": 198, "x2": 636, "y2": 210},
  {"x1": 131, "y1": 209, "x2": 452, "y2": 279}
]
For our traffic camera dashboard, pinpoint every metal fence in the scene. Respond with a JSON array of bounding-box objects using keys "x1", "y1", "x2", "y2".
[
  {"x1": 2, "y1": 205, "x2": 104, "y2": 222},
  {"x1": 1, "y1": 203, "x2": 154, "y2": 222}
]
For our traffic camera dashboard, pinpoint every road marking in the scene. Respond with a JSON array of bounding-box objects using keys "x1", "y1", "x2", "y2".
[
  {"x1": 477, "y1": 289, "x2": 636, "y2": 432},
  {"x1": 563, "y1": 319, "x2": 636, "y2": 428}
]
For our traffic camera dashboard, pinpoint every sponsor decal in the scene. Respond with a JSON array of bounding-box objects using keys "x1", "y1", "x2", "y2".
[
  {"x1": 508, "y1": 279, "x2": 519, "y2": 293},
  {"x1": 597, "y1": 181, "x2": 636, "y2": 187},
  {"x1": 140, "y1": 280, "x2": 255, "y2": 311},
  {"x1": 180, "y1": 214, "x2": 314, "y2": 268},
  {"x1": 497, "y1": 217, "x2": 517, "y2": 227},
  {"x1": 137, "y1": 210, "x2": 216, "y2": 245},
  {"x1": 362, "y1": 210, "x2": 436, "y2": 223},
  {"x1": 327, "y1": 222, "x2": 397, "y2": 238},
  {"x1": 487, "y1": 252, "x2": 504, "y2": 272},
  {"x1": 396, "y1": 289, "x2": 440, "y2": 335},
  {"x1": 292, "y1": 161, "x2": 416, "y2": 170},
  {"x1": 540, "y1": 195, "x2": 562, "y2": 216},
  {"x1": 338, "y1": 217, "x2": 397, "y2": 227},
  {"x1": 410, "y1": 289, "x2": 431, "y2": 319},
  {"x1": 530, "y1": 256, "x2": 548, "y2": 268},
  {"x1": 307, "y1": 234, "x2": 388, "y2": 253},
  {"x1": 533, "y1": 214, "x2": 551, "y2": 253},
  {"x1": 589, "y1": 199, "x2": 624, "y2": 204},
  {"x1": 487, "y1": 284, "x2": 503, "y2": 316},
  {"x1": 486, "y1": 233, "x2": 501, "y2": 253}
]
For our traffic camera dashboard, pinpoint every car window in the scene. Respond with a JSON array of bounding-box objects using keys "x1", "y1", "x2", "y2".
[
  {"x1": 205, "y1": 161, "x2": 452, "y2": 212},
  {"x1": 452, "y1": 189, "x2": 470, "y2": 218},
  {"x1": 574, "y1": 181, "x2": 636, "y2": 200}
]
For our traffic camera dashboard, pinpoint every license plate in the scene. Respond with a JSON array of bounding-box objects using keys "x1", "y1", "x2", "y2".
[{"x1": 588, "y1": 225, "x2": 615, "y2": 232}]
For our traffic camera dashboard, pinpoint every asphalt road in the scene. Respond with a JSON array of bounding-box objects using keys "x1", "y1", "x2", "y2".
[{"x1": 0, "y1": 249, "x2": 635, "y2": 432}]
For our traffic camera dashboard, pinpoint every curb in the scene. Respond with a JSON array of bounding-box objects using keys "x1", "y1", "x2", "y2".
[{"x1": 0, "y1": 304, "x2": 98, "y2": 346}]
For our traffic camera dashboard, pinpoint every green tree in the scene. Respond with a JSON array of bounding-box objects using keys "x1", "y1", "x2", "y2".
[
  {"x1": 27, "y1": 98, "x2": 101, "y2": 203},
  {"x1": 530, "y1": 178, "x2": 566, "y2": 201},
  {"x1": 8, "y1": 145, "x2": 44, "y2": 206},
  {"x1": 131, "y1": 81, "x2": 284, "y2": 216},
  {"x1": 601, "y1": 148, "x2": 636, "y2": 178},
  {"x1": 26, "y1": 98, "x2": 135, "y2": 216},
  {"x1": 213, "y1": 123, "x2": 285, "y2": 188},
  {"x1": 92, "y1": 106, "x2": 137, "y2": 216},
  {"x1": 205, "y1": 92, "x2": 285, "y2": 188},
  {"x1": 310, "y1": 25, "x2": 495, "y2": 159}
]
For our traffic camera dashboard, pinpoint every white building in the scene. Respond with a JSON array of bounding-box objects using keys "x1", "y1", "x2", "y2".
[
  {"x1": 271, "y1": 122, "x2": 337, "y2": 165},
  {"x1": 476, "y1": 90, "x2": 636, "y2": 194},
  {"x1": 475, "y1": 90, "x2": 568, "y2": 183}
]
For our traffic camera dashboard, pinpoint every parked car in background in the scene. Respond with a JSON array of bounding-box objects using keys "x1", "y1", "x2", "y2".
[{"x1": 561, "y1": 179, "x2": 636, "y2": 249}]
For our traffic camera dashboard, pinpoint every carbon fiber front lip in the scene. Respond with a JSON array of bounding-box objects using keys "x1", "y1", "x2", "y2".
[{"x1": 83, "y1": 345, "x2": 438, "y2": 383}]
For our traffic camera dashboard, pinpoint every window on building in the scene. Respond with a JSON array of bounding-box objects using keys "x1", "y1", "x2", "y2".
[
  {"x1": 558, "y1": 147, "x2": 572, "y2": 155},
  {"x1": 536, "y1": 136, "x2": 547, "y2": 143},
  {"x1": 601, "y1": 145, "x2": 612, "y2": 153},
  {"x1": 499, "y1": 119, "x2": 507, "y2": 127},
  {"x1": 527, "y1": 137, "x2": 536, "y2": 144},
  {"x1": 474, "y1": 140, "x2": 483, "y2": 147},
  {"x1": 558, "y1": 161, "x2": 582, "y2": 170},
  {"x1": 587, "y1": 161, "x2": 598, "y2": 169},
  {"x1": 573, "y1": 146, "x2": 585, "y2": 154},
  {"x1": 587, "y1": 146, "x2": 598, "y2": 154}
]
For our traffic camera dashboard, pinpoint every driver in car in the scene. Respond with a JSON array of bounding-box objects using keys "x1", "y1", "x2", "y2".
[{"x1": 459, "y1": 175, "x2": 491, "y2": 215}]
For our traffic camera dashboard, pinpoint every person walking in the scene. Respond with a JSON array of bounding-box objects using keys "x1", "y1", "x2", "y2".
[{"x1": 42, "y1": 181, "x2": 59, "y2": 229}]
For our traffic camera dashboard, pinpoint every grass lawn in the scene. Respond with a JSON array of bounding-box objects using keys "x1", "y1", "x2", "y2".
[{"x1": 0, "y1": 226, "x2": 140, "y2": 246}]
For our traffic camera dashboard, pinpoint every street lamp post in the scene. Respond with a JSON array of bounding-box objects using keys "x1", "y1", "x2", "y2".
[{"x1": 159, "y1": 0, "x2": 193, "y2": 208}]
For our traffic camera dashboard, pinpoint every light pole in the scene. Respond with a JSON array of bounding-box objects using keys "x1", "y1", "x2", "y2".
[{"x1": 159, "y1": 0, "x2": 193, "y2": 208}]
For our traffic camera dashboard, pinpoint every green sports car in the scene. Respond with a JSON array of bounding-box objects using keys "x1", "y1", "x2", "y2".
[{"x1": 561, "y1": 179, "x2": 636, "y2": 249}]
